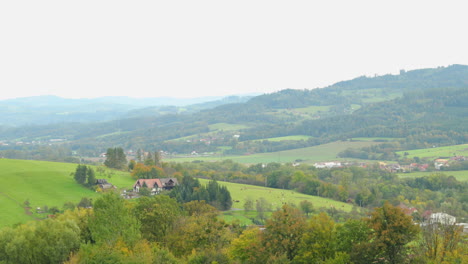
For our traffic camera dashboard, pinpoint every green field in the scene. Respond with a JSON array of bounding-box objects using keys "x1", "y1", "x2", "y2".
[
  {"x1": 166, "y1": 141, "x2": 378, "y2": 164},
  {"x1": 253, "y1": 135, "x2": 312, "y2": 142},
  {"x1": 398, "y1": 170, "x2": 468, "y2": 182},
  {"x1": 198, "y1": 178, "x2": 354, "y2": 225},
  {"x1": 395, "y1": 144, "x2": 468, "y2": 159},
  {"x1": 0, "y1": 159, "x2": 135, "y2": 227},
  {"x1": 168, "y1": 123, "x2": 248, "y2": 142},
  {"x1": 198, "y1": 178, "x2": 353, "y2": 211},
  {"x1": 352, "y1": 137, "x2": 402, "y2": 142}
]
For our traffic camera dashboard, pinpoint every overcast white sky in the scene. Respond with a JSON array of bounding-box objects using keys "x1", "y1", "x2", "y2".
[{"x1": 1, "y1": 1, "x2": 467, "y2": 100}]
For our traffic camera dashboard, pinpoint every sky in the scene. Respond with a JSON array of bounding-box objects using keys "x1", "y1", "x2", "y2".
[{"x1": 1, "y1": 1, "x2": 467, "y2": 100}]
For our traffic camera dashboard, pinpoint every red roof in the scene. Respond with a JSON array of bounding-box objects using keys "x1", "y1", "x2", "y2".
[{"x1": 133, "y1": 179, "x2": 162, "y2": 189}]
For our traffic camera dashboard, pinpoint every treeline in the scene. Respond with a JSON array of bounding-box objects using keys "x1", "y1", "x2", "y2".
[
  {"x1": 170, "y1": 176, "x2": 232, "y2": 211},
  {"x1": 0, "y1": 193, "x2": 465, "y2": 263},
  {"x1": 73, "y1": 165, "x2": 96, "y2": 187},
  {"x1": 1, "y1": 73, "x2": 467, "y2": 158},
  {"x1": 166, "y1": 160, "x2": 467, "y2": 220}
]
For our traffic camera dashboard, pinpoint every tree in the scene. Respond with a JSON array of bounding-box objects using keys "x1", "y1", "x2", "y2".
[
  {"x1": 299, "y1": 200, "x2": 314, "y2": 216},
  {"x1": 294, "y1": 212, "x2": 338, "y2": 263},
  {"x1": 73, "y1": 164, "x2": 87, "y2": 185},
  {"x1": 243, "y1": 197, "x2": 254, "y2": 212},
  {"x1": 154, "y1": 151, "x2": 162, "y2": 167},
  {"x1": 0, "y1": 219, "x2": 80, "y2": 264},
  {"x1": 366, "y1": 201, "x2": 420, "y2": 264},
  {"x1": 229, "y1": 227, "x2": 267, "y2": 264},
  {"x1": 136, "y1": 149, "x2": 143, "y2": 163},
  {"x1": 128, "y1": 159, "x2": 136, "y2": 171},
  {"x1": 86, "y1": 167, "x2": 96, "y2": 187},
  {"x1": 335, "y1": 219, "x2": 371, "y2": 254},
  {"x1": 166, "y1": 211, "x2": 233, "y2": 257},
  {"x1": 89, "y1": 192, "x2": 141, "y2": 246},
  {"x1": 418, "y1": 217, "x2": 465, "y2": 263},
  {"x1": 256, "y1": 197, "x2": 271, "y2": 222},
  {"x1": 262, "y1": 204, "x2": 306, "y2": 260},
  {"x1": 133, "y1": 195, "x2": 182, "y2": 242},
  {"x1": 144, "y1": 151, "x2": 154, "y2": 166},
  {"x1": 104, "y1": 147, "x2": 127, "y2": 170},
  {"x1": 77, "y1": 197, "x2": 92, "y2": 208}
]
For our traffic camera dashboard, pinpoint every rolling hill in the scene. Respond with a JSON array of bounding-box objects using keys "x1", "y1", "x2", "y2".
[
  {"x1": 0, "y1": 159, "x2": 353, "y2": 228},
  {"x1": 0, "y1": 65, "x2": 467, "y2": 160}
]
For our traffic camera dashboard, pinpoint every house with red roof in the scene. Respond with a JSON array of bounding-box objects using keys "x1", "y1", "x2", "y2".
[{"x1": 133, "y1": 178, "x2": 179, "y2": 195}]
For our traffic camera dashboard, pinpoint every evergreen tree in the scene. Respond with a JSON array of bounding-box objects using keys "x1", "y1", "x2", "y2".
[
  {"x1": 74, "y1": 165, "x2": 87, "y2": 185},
  {"x1": 154, "y1": 151, "x2": 161, "y2": 166},
  {"x1": 86, "y1": 167, "x2": 96, "y2": 187},
  {"x1": 104, "y1": 147, "x2": 127, "y2": 170}
]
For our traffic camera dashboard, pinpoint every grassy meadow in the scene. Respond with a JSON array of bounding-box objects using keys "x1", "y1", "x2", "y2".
[
  {"x1": 167, "y1": 141, "x2": 378, "y2": 164},
  {"x1": 0, "y1": 158, "x2": 355, "y2": 228},
  {"x1": 0, "y1": 159, "x2": 135, "y2": 227},
  {"x1": 395, "y1": 144, "x2": 468, "y2": 159},
  {"x1": 351, "y1": 137, "x2": 402, "y2": 142},
  {"x1": 252, "y1": 135, "x2": 312, "y2": 142},
  {"x1": 398, "y1": 170, "x2": 468, "y2": 182},
  {"x1": 197, "y1": 178, "x2": 354, "y2": 225}
]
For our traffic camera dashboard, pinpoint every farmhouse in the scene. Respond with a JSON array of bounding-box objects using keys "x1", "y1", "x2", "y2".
[
  {"x1": 434, "y1": 159, "x2": 449, "y2": 170},
  {"x1": 96, "y1": 179, "x2": 115, "y2": 190},
  {"x1": 133, "y1": 178, "x2": 179, "y2": 195}
]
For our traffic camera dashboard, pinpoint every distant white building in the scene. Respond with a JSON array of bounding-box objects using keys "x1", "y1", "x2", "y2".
[
  {"x1": 313, "y1": 161, "x2": 342, "y2": 169},
  {"x1": 427, "y1": 212, "x2": 456, "y2": 225}
]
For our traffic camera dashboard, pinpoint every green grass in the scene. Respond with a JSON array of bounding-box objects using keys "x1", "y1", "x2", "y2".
[
  {"x1": 167, "y1": 123, "x2": 248, "y2": 142},
  {"x1": 0, "y1": 159, "x2": 97, "y2": 227},
  {"x1": 395, "y1": 144, "x2": 468, "y2": 159},
  {"x1": 0, "y1": 159, "x2": 136, "y2": 227},
  {"x1": 352, "y1": 137, "x2": 402, "y2": 142},
  {"x1": 166, "y1": 141, "x2": 378, "y2": 164},
  {"x1": 398, "y1": 170, "x2": 468, "y2": 182},
  {"x1": 350, "y1": 104, "x2": 361, "y2": 111},
  {"x1": 197, "y1": 178, "x2": 353, "y2": 211},
  {"x1": 253, "y1": 135, "x2": 312, "y2": 142},
  {"x1": 0, "y1": 158, "x2": 356, "y2": 228},
  {"x1": 198, "y1": 178, "x2": 354, "y2": 225},
  {"x1": 96, "y1": 130, "x2": 130, "y2": 139}
]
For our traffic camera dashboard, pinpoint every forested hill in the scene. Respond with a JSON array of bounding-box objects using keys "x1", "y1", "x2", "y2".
[
  {"x1": 0, "y1": 65, "x2": 467, "y2": 156},
  {"x1": 0, "y1": 95, "x2": 254, "y2": 126}
]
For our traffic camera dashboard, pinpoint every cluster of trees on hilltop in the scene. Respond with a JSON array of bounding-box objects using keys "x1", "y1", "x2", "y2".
[
  {"x1": 170, "y1": 176, "x2": 232, "y2": 211},
  {"x1": 73, "y1": 164, "x2": 96, "y2": 188},
  {"x1": 0, "y1": 192, "x2": 465, "y2": 263}
]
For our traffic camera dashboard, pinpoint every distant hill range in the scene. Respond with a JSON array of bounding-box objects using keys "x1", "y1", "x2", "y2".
[
  {"x1": 0, "y1": 94, "x2": 256, "y2": 126},
  {"x1": 0, "y1": 64, "x2": 467, "y2": 157}
]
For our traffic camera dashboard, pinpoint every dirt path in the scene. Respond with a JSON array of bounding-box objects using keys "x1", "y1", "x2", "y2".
[{"x1": 0, "y1": 191, "x2": 34, "y2": 217}]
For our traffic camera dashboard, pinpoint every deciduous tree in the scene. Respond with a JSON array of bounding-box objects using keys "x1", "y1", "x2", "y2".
[
  {"x1": 262, "y1": 204, "x2": 306, "y2": 260},
  {"x1": 366, "y1": 201, "x2": 420, "y2": 264}
]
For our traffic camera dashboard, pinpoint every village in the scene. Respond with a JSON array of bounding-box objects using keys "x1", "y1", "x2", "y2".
[{"x1": 313, "y1": 155, "x2": 467, "y2": 173}]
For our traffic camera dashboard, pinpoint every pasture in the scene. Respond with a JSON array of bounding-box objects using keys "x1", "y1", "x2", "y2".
[
  {"x1": 252, "y1": 135, "x2": 312, "y2": 142},
  {"x1": 197, "y1": 178, "x2": 355, "y2": 225},
  {"x1": 166, "y1": 141, "x2": 378, "y2": 164},
  {"x1": 0, "y1": 159, "x2": 135, "y2": 227},
  {"x1": 398, "y1": 170, "x2": 468, "y2": 182},
  {"x1": 351, "y1": 137, "x2": 402, "y2": 142},
  {"x1": 395, "y1": 144, "x2": 468, "y2": 159},
  {"x1": 0, "y1": 158, "x2": 356, "y2": 228},
  {"x1": 198, "y1": 178, "x2": 353, "y2": 211}
]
